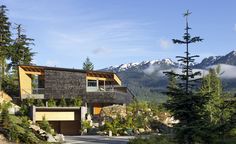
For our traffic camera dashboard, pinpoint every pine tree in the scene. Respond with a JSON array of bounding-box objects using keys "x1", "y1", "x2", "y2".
[
  {"x1": 164, "y1": 10, "x2": 208, "y2": 144},
  {"x1": 200, "y1": 66, "x2": 236, "y2": 142},
  {"x1": 0, "y1": 5, "x2": 12, "y2": 90},
  {"x1": 200, "y1": 66, "x2": 222, "y2": 123},
  {"x1": 83, "y1": 57, "x2": 94, "y2": 70},
  {"x1": 9, "y1": 24, "x2": 35, "y2": 71}
]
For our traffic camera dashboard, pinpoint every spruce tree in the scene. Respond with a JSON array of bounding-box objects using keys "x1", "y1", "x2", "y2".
[
  {"x1": 0, "y1": 5, "x2": 12, "y2": 90},
  {"x1": 200, "y1": 66, "x2": 222, "y2": 123},
  {"x1": 10, "y1": 24, "x2": 35, "y2": 71},
  {"x1": 200, "y1": 66, "x2": 236, "y2": 142},
  {"x1": 83, "y1": 57, "x2": 94, "y2": 70},
  {"x1": 164, "y1": 10, "x2": 208, "y2": 144}
]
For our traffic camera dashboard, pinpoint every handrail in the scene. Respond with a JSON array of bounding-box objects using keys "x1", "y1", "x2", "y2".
[{"x1": 21, "y1": 88, "x2": 45, "y2": 94}]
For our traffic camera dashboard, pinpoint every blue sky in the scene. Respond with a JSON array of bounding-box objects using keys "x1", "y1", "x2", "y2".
[{"x1": 2, "y1": 0, "x2": 236, "y2": 69}]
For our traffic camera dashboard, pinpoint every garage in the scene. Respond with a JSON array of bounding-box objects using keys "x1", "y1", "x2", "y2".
[{"x1": 30, "y1": 106, "x2": 82, "y2": 135}]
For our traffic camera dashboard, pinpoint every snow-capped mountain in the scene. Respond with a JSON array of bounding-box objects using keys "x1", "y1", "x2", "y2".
[
  {"x1": 103, "y1": 50, "x2": 236, "y2": 73},
  {"x1": 195, "y1": 50, "x2": 236, "y2": 68},
  {"x1": 101, "y1": 50, "x2": 236, "y2": 101},
  {"x1": 103, "y1": 58, "x2": 178, "y2": 72}
]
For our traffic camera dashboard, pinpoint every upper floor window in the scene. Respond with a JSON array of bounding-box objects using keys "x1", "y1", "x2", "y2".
[
  {"x1": 87, "y1": 80, "x2": 98, "y2": 92},
  {"x1": 87, "y1": 80, "x2": 97, "y2": 87}
]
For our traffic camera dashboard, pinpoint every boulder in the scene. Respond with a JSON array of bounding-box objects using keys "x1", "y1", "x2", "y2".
[
  {"x1": 54, "y1": 134, "x2": 64, "y2": 143},
  {"x1": 100, "y1": 105, "x2": 126, "y2": 120},
  {"x1": 30, "y1": 125, "x2": 41, "y2": 131},
  {"x1": 138, "y1": 128, "x2": 145, "y2": 133},
  {"x1": 47, "y1": 134, "x2": 56, "y2": 143}
]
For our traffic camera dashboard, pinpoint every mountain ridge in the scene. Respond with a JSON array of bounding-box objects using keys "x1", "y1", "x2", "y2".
[{"x1": 101, "y1": 50, "x2": 236, "y2": 102}]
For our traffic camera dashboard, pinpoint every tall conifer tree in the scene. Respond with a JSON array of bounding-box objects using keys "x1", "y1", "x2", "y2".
[
  {"x1": 164, "y1": 11, "x2": 208, "y2": 144},
  {"x1": 0, "y1": 5, "x2": 12, "y2": 90},
  {"x1": 10, "y1": 24, "x2": 35, "y2": 72}
]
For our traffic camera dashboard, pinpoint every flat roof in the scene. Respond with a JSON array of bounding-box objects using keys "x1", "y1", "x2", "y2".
[{"x1": 19, "y1": 65, "x2": 116, "y2": 75}]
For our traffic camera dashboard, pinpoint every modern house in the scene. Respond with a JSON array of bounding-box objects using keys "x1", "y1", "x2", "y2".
[{"x1": 18, "y1": 65, "x2": 134, "y2": 135}]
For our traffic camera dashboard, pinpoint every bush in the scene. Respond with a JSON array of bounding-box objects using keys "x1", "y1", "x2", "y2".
[
  {"x1": 59, "y1": 96, "x2": 67, "y2": 107},
  {"x1": 35, "y1": 99, "x2": 44, "y2": 107},
  {"x1": 71, "y1": 96, "x2": 82, "y2": 107},
  {"x1": 103, "y1": 115, "x2": 125, "y2": 135},
  {"x1": 47, "y1": 97, "x2": 56, "y2": 107},
  {"x1": 1, "y1": 101, "x2": 11, "y2": 128},
  {"x1": 18, "y1": 98, "x2": 35, "y2": 116},
  {"x1": 82, "y1": 120, "x2": 92, "y2": 131},
  {"x1": 38, "y1": 116, "x2": 53, "y2": 134}
]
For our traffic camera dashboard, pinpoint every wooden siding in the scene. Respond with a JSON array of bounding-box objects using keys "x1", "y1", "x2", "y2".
[
  {"x1": 19, "y1": 66, "x2": 32, "y2": 99},
  {"x1": 44, "y1": 70, "x2": 86, "y2": 99}
]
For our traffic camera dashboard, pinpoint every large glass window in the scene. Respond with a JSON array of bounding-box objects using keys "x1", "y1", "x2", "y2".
[
  {"x1": 87, "y1": 80, "x2": 97, "y2": 87},
  {"x1": 87, "y1": 80, "x2": 98, "y2": 92}
]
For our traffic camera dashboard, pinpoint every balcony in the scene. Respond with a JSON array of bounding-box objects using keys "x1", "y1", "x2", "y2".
[{"x1": 21, "y1": 88, "x2": 45, "y2": 99}]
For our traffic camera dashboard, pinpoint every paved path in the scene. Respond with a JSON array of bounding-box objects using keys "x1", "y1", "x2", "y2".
[{"x1": 64, "y1": 135, "x2": 134, "y2": 144}]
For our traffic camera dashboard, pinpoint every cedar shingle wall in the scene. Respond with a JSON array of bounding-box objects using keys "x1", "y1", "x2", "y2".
[{"x1": 44, "y1": 70, "x2": 86, "y2": 99}]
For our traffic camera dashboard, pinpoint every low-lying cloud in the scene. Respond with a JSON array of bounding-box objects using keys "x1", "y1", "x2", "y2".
[
  {"x1": 209, "y1": 64, "x2": 236, "y2": 79},
  {"x1": 143, "y1": 63, "x2": 236, "y2": 79}
]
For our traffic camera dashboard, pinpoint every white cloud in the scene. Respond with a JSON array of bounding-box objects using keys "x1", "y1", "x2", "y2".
[
  {"x1": 209, "y1": 64, "x2": 236, "y2": 79},
  {"x1": 234, "y1": 24, "x2": 236, "y2": 31},
  {"x1": 159, "y1": 38, "x2": 172, "y2": 49},
  {"x1": 143, "y1": 65, "x2": 161, "y2": 75}
]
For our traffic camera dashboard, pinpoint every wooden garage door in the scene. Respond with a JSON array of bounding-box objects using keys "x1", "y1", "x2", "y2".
[
  {"x1": 60, "y1": 120, "x2": 81, "y2": 135},
  {"x1": 49, "y1": 121, "x2": 81, "y2": 135}
]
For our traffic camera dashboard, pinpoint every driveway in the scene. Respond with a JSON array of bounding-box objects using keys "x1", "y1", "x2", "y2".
[{"x1": 64, "y1": 135, "x2": 134, "y2": 144}]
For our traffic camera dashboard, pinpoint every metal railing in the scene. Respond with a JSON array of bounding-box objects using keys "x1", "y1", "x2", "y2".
[
  {"x1": 87, "y1": 85, "x2": 128, "y2": 93},
  {"x1": 21, "y1": 88, "x2": 44, "y2": 95}
]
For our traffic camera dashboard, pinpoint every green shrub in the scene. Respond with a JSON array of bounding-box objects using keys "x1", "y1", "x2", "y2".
[
  {"x1": 59, "y1": 96, "x2": 67, "y2": 107},
  {"x1": 1, "y1": 102, "x2": 11, "y2": 128},
  {"x1": 72, "y1": 96, "x2": 82, "y2": 107},
  {"x1": 18, "y1": 98, "x2": 35, "y2": 116},
  {"x1": 35, "y1": 99, "x2": 44, "y2": 107},
  {"x1": 103, "y1": 116, "x2": 125, "y2": 135},
  {"x1": 38, "y1": 116, "x2": 53, "y2": 134},
  {"x1": 82, "y1": 120, "x2": 92, "y2": 131},
  {"x1": 47, "y1": 97, "x2": 56, "y2": 107}
]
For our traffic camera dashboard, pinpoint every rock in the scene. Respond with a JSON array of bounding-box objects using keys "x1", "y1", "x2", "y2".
[
  {"x1": 47, "y1": 134, "x2": 56, "y2": 142},
  {"x1": 134, "y1": 129, "x2": 140, "y2": 135},
  {"x1": 87, "y1": 114, "x2": 92, "y2": 121},
  {"x1": 153, "y1": 116, "x2": 159, "y2": 121},
  {"x1": 123, "y1": 131, "x2": 128, "y2": 135},
  {"x1": 93, "y1": 122, "x2": 99, "y2": 127},
  {"x1": 100, "y1": 105, "x2": 126, "y2": 120},
  {"x1": 38, "y1": 129, "x2": 46, "y2": 134},
  {"x1": 30, "y1": 124, "x2": 41, "y2": 131},
  {"x1": 146, "y1": 127, "x2": 152, "y2": 133},
  {"x1": 54, "y1": 134, "x2": 64, "y2": 143},
  {"x1": 138, "y1": 128, "x2": 145, "y2": 133}
]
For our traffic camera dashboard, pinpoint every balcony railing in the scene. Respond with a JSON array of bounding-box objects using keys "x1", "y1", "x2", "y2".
[
  {"x1": 87, "y1": 85, "x2": 128, "y2": 93},
  {"x1": 32, "y1": 88, "x2": 45, "y2": 94},
  {"x1": 21, "y1": 88, "x2": 45, "y2": 99}
]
